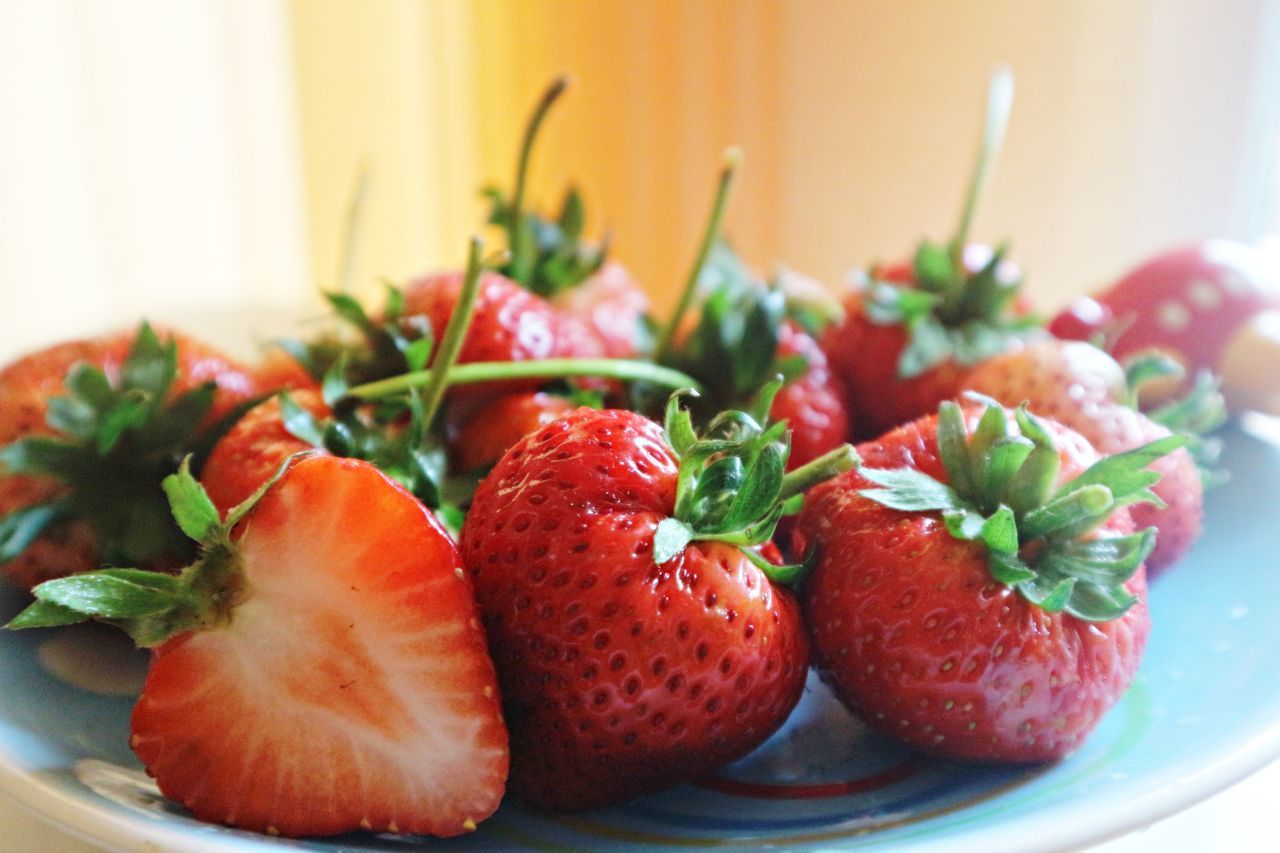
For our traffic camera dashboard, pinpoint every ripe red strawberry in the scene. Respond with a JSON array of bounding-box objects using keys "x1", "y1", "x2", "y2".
[
  {"x1": 0, "y1": 325, "x2": 262, "y2": 589},
  {"x1": 462, "y1": 398, "x2": 855, "y2": 811},
  {"x1": 399, "y1": 270, "x2": 603, "y2": 396},
  {"x1": 549, "y1": 261, "x2": 653, "y2": 358},
  {"x1": 201, "y1": 390, "x2": 330, "y2": 513},
  {"x1": 769, "y1": 321, "x2": 851, "y2": 468},
  {"x1": 446, "y1": 391, "x2": 576, "y2": 473},
  {"x1": 10, "y1": 455, "x2": 509, "y2": 838},
  {"x1": 822, "y1": 244, "x2": 1033, "y2": 440},
  {"x1": 794, "y1": 399, "x2": 1179, "y2": 762},
  {"x1": 963, "y1": 340, "x2": 1210, "y2": 575}
]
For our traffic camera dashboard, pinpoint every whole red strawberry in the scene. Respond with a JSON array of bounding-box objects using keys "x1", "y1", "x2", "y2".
[
  {"x1": 9, "y1": 455, "x2": 509, "y2": 838},
  {"x1": 0, "y1": 324, "x2": 262, "y2": 589},
  {"x1": 795, "y1": 399, "x2": 1180, "y2": 762},
  {"x1": 462, "y1": 394, "x2": 854, "y2": 811},
  {"x1": 445, "y1": 391, "x2": 576, "y2": 473},
  {"x1": 964, "y1": 340, "x2": 1218, "y2": 575}
]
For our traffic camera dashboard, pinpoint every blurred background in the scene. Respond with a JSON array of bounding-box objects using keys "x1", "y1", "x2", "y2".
[{"x1": 2, "y1": 0, "x2": 1278, "y2": 357}]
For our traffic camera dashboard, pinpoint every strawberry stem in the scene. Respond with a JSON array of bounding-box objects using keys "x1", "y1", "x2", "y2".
[
  {"x1": 950, "y1": 65, "x2": 1014, "y2": 264},
  {"x1": 509, "y1": 76, "x2": 570, "y2": 273},
  {"x1": 778, "y1": 445, "x2": 860, "y2": 502},
  {"x1": 345, "y1": 358, "x2": 702, "y2": 401},
  {"x1": 336, "y1": 161, "x2": 371, "y2": 295},
  {"x1": 418, "y1": 236, "x2": 486, "y2": 426},
  {"x1": 654, "y1": 147, "x2": 743, "y2": 362}
]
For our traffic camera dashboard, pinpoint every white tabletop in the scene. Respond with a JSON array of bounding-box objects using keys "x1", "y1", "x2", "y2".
[{"x1": 3, "y1": 759, "x2": 1276, "y2": 851}]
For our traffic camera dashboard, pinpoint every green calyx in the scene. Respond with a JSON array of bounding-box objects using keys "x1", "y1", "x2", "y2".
[
  {"x1": 653, "y1": 384, "x2": 858, "y2": 585},
  {"x1": 866, "y1": 243, "x2": 1039, "y2": 379},
  {"x1": 659, "y1": 242, "x2": 825, "y2": 418},
  {"x1": 1123, "y1": 351, "x2": 1229, "y2": 488},
  {"x1": 486, "y1": 76, "x2": 609, "y2": 296},
  {"x1": 275, "y1": 282, "x2": 436, "y2": 388},
  {"x1": 5, "y1": 456, "x2": 297, "y2": 646},
  {"x1": 859, "y1": 398, "x2": 1185, "y2": 621},
  {"x1": 0, "y1": 323, "x2": 260, "y2": 570}
]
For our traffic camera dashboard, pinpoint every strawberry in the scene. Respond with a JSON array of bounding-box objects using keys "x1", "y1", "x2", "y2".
[
  {"x1": 484, "y1": 77, "x2": 653, "y2": 358},
  {"x1": 0, "y1": 324, "x2": 262, "y2": 589},
  {"x1": 9, "y1": 455, "x2": 509, "y2": 837},
  {"x1": 461, "y1": 392, "x2": 855, "y2": 811},
  {"x1": 446, "y1": 391, "x2": 577, "y2": 473},
  {"x1": 963, "y1": 340, "x2": 1220, "y2": 575},
  {"x1": 201, "y1": 390, "x2": 329, "y2": 513},
  {"x1": 821, "y1": 70, "x2": 1039, "y2": 439},
  {"x1": 794, "y1": 399, "x2": 1181, "y2": 762}
]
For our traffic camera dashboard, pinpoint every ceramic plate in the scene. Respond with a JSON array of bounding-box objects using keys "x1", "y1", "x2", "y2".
[{"x1": 2, "y1": 420, "x2": 1279, "y2": 853}]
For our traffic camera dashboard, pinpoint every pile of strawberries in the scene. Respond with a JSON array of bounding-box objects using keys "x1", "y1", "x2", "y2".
[{"x1": 2, "y1": 73, "x2": 1274, "y2": 840}]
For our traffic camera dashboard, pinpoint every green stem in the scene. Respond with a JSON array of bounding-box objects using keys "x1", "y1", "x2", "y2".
[
  {"x1": 346, "y1": 358, "x2": 701, "y2": 401},
  {"x1": 336, "y1": 161, "x2": 371, "y2": 295},
  {"x1": 779, "y1": 444, "x2": 859, "y2": 502},
  {"x1": 418, "y1": 237, "x2": 485, "y2": 425},
  {"x1": 950, "y1": 65, "x2": 1014, "y2": 264},
  {"x1": 654, "y1": 147, "x2": 743, "y2": 362},
  {"x1": 509, "y1": 76, "x2": 570, "y2": 273}
]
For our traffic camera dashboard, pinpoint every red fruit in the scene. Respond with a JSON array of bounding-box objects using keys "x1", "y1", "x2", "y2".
[
  {"x1": 795, "y1": 402, "x2": 1155, "y2": 762},
  {"x1": 446, "y1": 391, "x2": 576, "y2": 473},
  {"x1": 201, "y1": 390, "x2": 330, "y2": 514},
  {"x1": 964, "y1": 340, "x2": 1204, "y2": 575},
  {"x1": 128, "y1": 456, "x2": 509, "y2": 837},
  {"x1": 550, "y1": 261, "x2": 652, "y2": 358},
  {"x1": 462, "y1": 407, "x2": 811, "y2": 811},
  {"x1": 770, "y1": 322, "x2": 851, "y2": 468},
  {"x1": 254, "y1": 345, "x2": 321, "y2": 395},
  {"x1": 399, "y1": 271, "x2": 603, "y2": 399},
  {"x1": 824, "y1": 243, "x2": 1031, "y2": 440},
  {"x1": 0, "y1": 327, "x2": 261, "y2": 589}
]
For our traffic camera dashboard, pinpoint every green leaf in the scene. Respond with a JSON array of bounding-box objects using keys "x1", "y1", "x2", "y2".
[
  {"x1": 559, "y1": 187, "x2": 585, "y2": 239},
  {"x1": 0, "y1": 503, "x2": 66, "y2": 562},
  {"x1": 161, "y1": 459, "x2": 222, "y2": 543},
  {"x1": 653, "y1": 518, "x2": 694, "y2": 565},
  {"x1": 6, "y1": 599, "x2": 88, "y2": 630},
  {"x1": 95, "y1": 393, "x2": 151, "y2": 454},
  {"x1": 64, "y1": 362, "x2": 113, "y2": 409},
  {"x1": 1018, "y1": 574, "x2": 1076, "y2": 612},
  {"x1": 898, "y1": 316, "x2": 952, "y2": 379},
  {"x1": 979, "y1": 505, "x2": 1019, "y2": 553},
  {"x1": 121, "y1": 323, "x2": 178, "y2": 399},
  {"x1": 1062, "y1": 581, "x2": 1140, "y2": 623},
  {"x1": 988, "y1": 549, "x2": 1037, "y2": 585},
  {"x1": 402, "y1": 336, "x2": 434, "y2": 374},
  {"x1": 719, "y1": 443, "x2": 785, "y2": 532},
  {"x1": 325, "y1": 292, "x2": 377, "y2": 336},
  {"x1": 859, "y1": 466, "x2": 965, "y2": 513},
  {"x1": 278, "y1": 394, "x2": 327, "y2": 447},
  {"x1": 943, "y1": 507, "x2": 987, "y2": 540},
  {"x1": 936, "y1": 401, "x2": 974, "y2": 497},
  {"x1": 33, "y1": 570, "x2": 184, "y2": 619},
  {"x1": 664, "y1": 392, "x2": 700, "y2": 455},
  {"x1": 1041, "y1": 531, "x2": 1154, "y2": 586},
  {"x1": 1055, "y1": 435, "x2": 1185, "y2": 508},
  {"x1": 1020, "y1": 485, "x2": 1114, "y2": 541},
  {"x1": 913, "y1": 241, "x2": 955, "y2": 290}
]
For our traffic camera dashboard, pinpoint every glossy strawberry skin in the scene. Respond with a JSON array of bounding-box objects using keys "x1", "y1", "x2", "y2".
[
  {"x1": 201, "y1": 390, "x2": 329, "y2": 514},
  {"x1": 821, "y1": 301, "x2": 970, "y2": 440},
  {"x1": 446, "y1": 392, "x2": 576, "y2": 473},
  {"x1": 771, "y1": 322, "x2": 853, "y2": 468},
  {"x1": 550, "y1": 261, "x2": 652, "y2": 359},
  {"x1": 131, "y1": 455, "x2": 509, "y2": 838},
  {"x1": 461, "y1": 409, "x2": 809, "y2": 811},
  {"x1": 0, "y1": 330, "x2": 261, "y2": 589},
  {"x1": 964, "y1": 340, "x2": 1203, "y2": 575},
  {"x1": 399, "y1": 271, "x2": 603, "y2": 399},
  {"x1": 793, "y1": 412, "x2": 1150, "y2": 763}
]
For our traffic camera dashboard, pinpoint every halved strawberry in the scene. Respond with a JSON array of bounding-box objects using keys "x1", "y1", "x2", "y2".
[{"x1": 9, "y1": 455, "x2": 509, "y2": 838}]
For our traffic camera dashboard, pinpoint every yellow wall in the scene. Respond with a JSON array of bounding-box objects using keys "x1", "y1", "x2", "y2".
[{"x1": 287, "y1": 0, "x2": 1272, "y2": 313}]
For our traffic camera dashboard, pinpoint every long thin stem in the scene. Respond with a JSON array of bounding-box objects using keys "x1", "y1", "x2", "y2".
[
  {"x1": 950, "y1": 65, "x2": 1014, "y2": 260},
  {"x1": 509, "y1": 76, "x2": 570, "y2": 273},
  {"x1": 336, "y1": 161, "x2": 371, "y2": 295},
  {"x1": 346, "y1": 358, "x2": 702, "y2": 402},
  {"x1": 654, "y1": 147, "x2": 743, "y2": 362},
  {"x1": 417, "y1": 237, "x2": 485, "y2": 425},
  {"x1": 779, "y1": 445, "x2": 859, "y2": 502}
]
